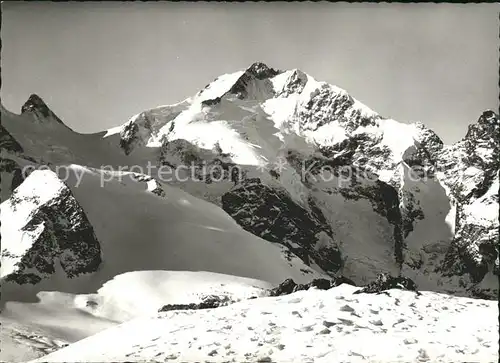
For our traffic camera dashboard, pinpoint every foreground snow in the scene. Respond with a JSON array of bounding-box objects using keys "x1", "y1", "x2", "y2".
[
  {"x1": 1, "y1": 270, "x2": 271, "y2": 362},
  {"x1": 0, "y1": 317, "x2": 71, "y2": 363},
  {"x1": 30, "y1": 284, "x2": 499, "y2": 363}
]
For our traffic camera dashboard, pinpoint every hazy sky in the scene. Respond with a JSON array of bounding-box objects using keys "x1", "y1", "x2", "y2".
[{"x1": 1, "y1": 2, "x2": 498, "y2": 144}]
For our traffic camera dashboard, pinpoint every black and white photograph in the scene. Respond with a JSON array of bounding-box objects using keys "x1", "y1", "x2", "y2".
[{"x1": 0, "y1": 2, "x2": 498, "y2": 362}]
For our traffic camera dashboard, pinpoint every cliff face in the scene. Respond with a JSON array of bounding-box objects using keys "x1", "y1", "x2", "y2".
[{"x1": 1, "y1": 170, "x2": 102, "y2": 284}]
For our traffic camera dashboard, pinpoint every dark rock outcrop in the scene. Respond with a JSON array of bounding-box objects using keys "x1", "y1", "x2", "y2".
[
  {"x1": 433, "y1": 110, "x2": 499, "y2": 298},
  {"x1": 269, "y1": 277, "x2": 356, "y2": 297},
  {"x1": 158, "y1": 295, "x2": 233, "y2": 312},
  {"x1": 0, "y1": 124, "x2": 24, "y2": 153},
  {"x1": 119, "y1": 121, "x2": 140, "y2": 155},
  {"x1": 440, "y1": 223, "x2": 498, "y2": 284},
  {"x1": 0, "y1": 124, "x2": 26, "y2": 193},
  {"x1": 228, "y1": 62, "x2": 281, "y2": 99},
  {"x1": 200, "y1": 62, "x2": 282, "y2": 105},
  {"x1": 2, "y1": 171, "x2": 102, "y2": 284},
  {"x1": 221, "y1": 178, "x2": 342, "y2": 273},
  {"x1": 0, "y1": 158, "x2": 25, "y2": 193},
  {"x1": 353, "y1": 273, "x2": 420, "y2": 295},
  {"x1": 298, "y1": 86, "x2": 378, "y2": 132},
  {"x1": 21, "y1": 94, "x2": 70, "y2": 128}
]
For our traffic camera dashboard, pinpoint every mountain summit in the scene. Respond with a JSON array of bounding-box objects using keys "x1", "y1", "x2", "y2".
[
  {"x1": 245, "y1": 61, "x2": 282, "y2": 79},
  {"x1": 20, "y1": 93, "x2": 69, "y2": 128},
  {"x1": 110, "y1": 63, "x2": 499, "y2": 299}
]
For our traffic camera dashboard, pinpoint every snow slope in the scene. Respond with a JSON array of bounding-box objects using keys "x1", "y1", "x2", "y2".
[
  {"x1": 66, "y1": 270, "x2": 271, "y2": 323},
  {"x1": 1, "y1": 166, "x2": 320, "y2": 303},
  {"x1": 0, "y1": 317, "x2": 72, "y2": 363},
  {"x1": 1, "y1": 270, "x2": 271, "y2": 362},
  {"x1": 29, "y1": 284, "x2": 499, "y2": 363}
]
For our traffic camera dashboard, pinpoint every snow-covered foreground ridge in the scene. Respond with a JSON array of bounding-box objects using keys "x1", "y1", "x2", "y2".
[
  {"x1": 0, "y1": 270, "x2": 273, "y2": 363},
  {"x1": 30, "y1": 283, "x2": 499, "y2": 363}
]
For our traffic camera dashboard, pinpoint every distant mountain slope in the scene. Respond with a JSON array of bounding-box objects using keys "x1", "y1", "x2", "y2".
[
  {"x1": 1, "y1": 62, "x2": 497, "y2": 299},
  {"x1": 1, "y1": 165, "x2": 320, "y2": 304}
]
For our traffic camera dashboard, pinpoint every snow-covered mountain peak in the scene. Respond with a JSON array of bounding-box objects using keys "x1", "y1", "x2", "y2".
[
  {"x1": 271, "y1": 68, "x2": 309, "y2": 97},
  {"x1": 111, "y1": 64, "x2": 451, "y2": 186},
  {"x1": 476, "y1": 109, "x2": 498, "y2": 126},
  {"x1": 20, "y1": 94, "x2": 69, "y2": 129},
  {"x1": 195, "y1": 62, "x2": 283, "y2": 105},
  {"x1": 464, "y1": 109, "x2": 499, "y2": 145},
  {"x1": 411, "y1": 121, "x2": 445, "y2": 160},
  {"x1": 21, "y1": 94, "x2": 48, "y2": 114},
  {"x1": 438, "y1": 110, "x2": 499, "y2": 180},
  {"x1": 245, "y1": 61, "x2": 283, "y2": 80}
]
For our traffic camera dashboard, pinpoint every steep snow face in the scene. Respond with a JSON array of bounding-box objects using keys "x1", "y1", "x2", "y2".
[
  {"x1": 0, "y1": 170, "x2": 102, "y2": 284},
  {"x1": 398, "y1": 163, "x2": 457, "y2": 293},
  {"x1": 196, "y1": 70, "x2": 246, "y2": 102},
  {"x1": 116, "y1": 100, "x2": 191, "y2": 154},
  {"x1": 29, "y1": 284, "x2": 499, "y2": 363},
  {"x1": 114, "y1": 63, "x2": 282, "y2": 158}
]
